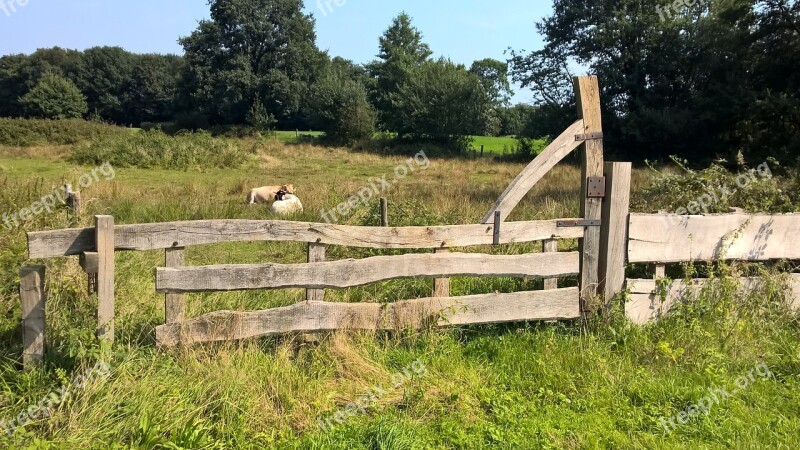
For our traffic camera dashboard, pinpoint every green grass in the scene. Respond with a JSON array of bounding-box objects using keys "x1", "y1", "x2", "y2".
[
  {"x1": 271, "y1": 130, "x2": 325, "y2": 144},
  {"x1": 469, "y1": 135, "x2": 521, "y2": 155},
  {"x1": 0, "y1": 132, "x2": 798, "y2": 449}
]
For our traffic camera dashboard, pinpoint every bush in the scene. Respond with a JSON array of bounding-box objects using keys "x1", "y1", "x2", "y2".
[
  {"x1": 0, "y1": 118, "x2": 128, "y2": 147},
  {"x1": 307, "y1": 70, "x2": 376, "y2": 145},
  {"x1": 19, "y1": 72, "x2": 88, "y2": 119},
  {"x1": 70, "y1": 129, "x2": 259, "y2": 170}
]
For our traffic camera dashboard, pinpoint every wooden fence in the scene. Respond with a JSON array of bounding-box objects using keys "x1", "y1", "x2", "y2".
[{"x1": 19, "y1": 75, "x2": 800, "y2": 368}]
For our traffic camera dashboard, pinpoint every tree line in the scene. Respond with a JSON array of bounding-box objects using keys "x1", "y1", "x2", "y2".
[{"x1": 0, "y1": 0, "x2": 797, "y2": 162}]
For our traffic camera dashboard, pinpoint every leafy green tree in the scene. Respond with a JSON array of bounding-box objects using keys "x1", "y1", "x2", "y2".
[
  {"x1": 367, "y1": 13, "x2": 432, "y2": 131},
  {"x1": 392, "y1": 59, "x2": 490, "y2": 149},
  {"x1": 124, "y1": 54, "x2": 183, "y2": 124},
  {"x1": 76, "y1": 47, "x2": 135, "y2": 123},
  {"x1": 307, "y1": 67, "x2": 376, "y2": 145},
  {"x1": 19, "y1": 72, "x2": 88, "y2": 119},
  {"x1": 470, "y1": 58, "x2": 513, "y2": 107},
  {"x1": 178, "y1": 0, "x2": 326, "y2": 128}
]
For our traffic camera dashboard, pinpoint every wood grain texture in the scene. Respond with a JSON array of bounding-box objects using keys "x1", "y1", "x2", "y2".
[
  {"x1": 27, "y1": 219, "x2": 584, "y2": 259},
  {"x1": 95, "y1": 215, "x2": 115, "y2": 343},
  {"x1": 20, "y1": 266, "x2": 46, "y2": 368},
  {"x1": 306, "y1": 243, "x2": 326, "y2": 302},
  {"x1": 156, "y1": 252, "x2": 580, "y2": 293},
  {"x1": 628, "y1": 213, "x2": 800, "y2": 263},
  {"x1": 156, "y1": 288, "x2": 580, "y2": 346},
  {"x1": 575, "y1": 75, "x2": 605, "y2": 312},
  {"x1": 598, "y1": 162, "x2": 631, "y2": 303},
  {"x1": 165, "y1": 248, "x2": 186, "y2": 323},
  {"x1": 542, "y1": 239, "x2": 559, "y2": 290},
  {"x1": 481, "y1": 120, "x2": 585, "y2": 224},
  {"x1": 433, "y1": 248, "x2": 450, "y2": 298},
  {"x1": 626, "y1": 276, "x2": 800, "y2": 324}
]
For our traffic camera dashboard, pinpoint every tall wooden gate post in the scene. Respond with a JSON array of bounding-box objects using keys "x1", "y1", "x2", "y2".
[
  {"x1": 95, "y1": 215, "x2": 115, "y2": 344},
  {"x1": 599, "y1": 162, "x2": 631, "y2": 306},
  {"x1": 574, "y1": 76, "x2": 605, "y2": 316}
]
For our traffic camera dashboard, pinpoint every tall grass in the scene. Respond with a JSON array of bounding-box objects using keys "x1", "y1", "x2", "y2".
[
  {"x1": 0, "y1": 137, "x2": 797, "y2": 448},
  {"x1": 0, "y1": 118, "x2": 127, "y2": 147}
]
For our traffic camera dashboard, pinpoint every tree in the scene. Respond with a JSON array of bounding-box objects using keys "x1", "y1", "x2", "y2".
[
  {"x1": 470, "y1": 58, "x2": 513, "y2": 107},
  {"x1": 391, "y1": 59, "x2": 490, "y2": 149},
  {"x1": 76, "y1": 47, "x2": 135, "y2": 123},
  {"x1": 123, "y1": 54, "x2": 183, "y2": 124},
  {"x1": 178, "y1": 0, "x2": 326, "y2": 128},
  {"x1": 367, "y1": 13, "x2": 432, "y2": 131},
  {"x1": 19, "y1": 72, "x2": 88, "y2": 119},
  {"x1": 307, "y1": 66, "x2": 376, "y2": 144}
]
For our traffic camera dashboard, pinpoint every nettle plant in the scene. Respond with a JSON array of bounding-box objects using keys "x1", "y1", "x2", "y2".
[{"x1": 632, "y1": 156, "x2": 798, "y2": 214}]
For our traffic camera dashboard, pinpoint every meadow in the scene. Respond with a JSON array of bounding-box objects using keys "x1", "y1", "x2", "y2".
[{"x1": 0, "y1": 123, "x2": 798, "y2": 449}]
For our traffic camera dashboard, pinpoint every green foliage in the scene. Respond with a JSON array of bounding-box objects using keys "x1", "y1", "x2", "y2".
[
  {"x1": 0, "y1": 118, "x2": 127, "y2": 146},
  {"x1": 632, "y1": 156, "x2": 800, "y2": 214},
  {"x1": 245, "y1": 98, "x2": 277, "y2": 133},
  {"x1": 391, "y1": 59, "x2": 491, "y2": 150},
  {"x1": 307, "y1": 68, "x2": 376, "y2": 145},
  {"x1": 19, "y1": 72, "x2": 88, "y2": 120},
  {"x1": 70, "y1": 129, "x2": 258, "y2": 170},
  {"x1": 469, "y1": 58, "x2": 513, "y2": 107},
  {"x1": 179, "y1": 0, "x2": 326, "y2": 128}
]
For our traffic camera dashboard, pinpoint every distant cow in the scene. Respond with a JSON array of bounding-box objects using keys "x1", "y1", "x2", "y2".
[{"x1": 247, "y1": 184, "x2": 295, "y2": 205}]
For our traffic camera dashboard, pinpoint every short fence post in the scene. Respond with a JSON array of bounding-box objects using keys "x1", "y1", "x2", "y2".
[
  {"x1": 165, "y1": 248, "x2": 186, "y2": 323},
  {"x1": 380, "y1": 198, "x2": 388, "y2": 227},
  {"x1": 65, "y1": 184, "x2": 82, "y2": 215},
  {"x1": 542, "y1": 239, "x2": 559, "y2": 290},
  {"x1": 307, "y1": 243, "x2": 326, "y2": 302},
  {"x1": 598, "y1": 162, "x2": 631, "y2": 306},
  {"x1": 95, "y1": 215, "x2": 115, "y2": 344},
  {"x1": 434, "y1": 248, "x2": 450, "y2": 297},
  {"x1": 480, "y1": 145, "x2": 484, "y2": 156},
  {"x1": 20, "y1": 266, "x2": 46, "y2": 369}
]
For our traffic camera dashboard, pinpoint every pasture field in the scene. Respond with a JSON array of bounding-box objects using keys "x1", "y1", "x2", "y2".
[{"x1": 0, "y1": 131, "x2": 798, "y2": 449}]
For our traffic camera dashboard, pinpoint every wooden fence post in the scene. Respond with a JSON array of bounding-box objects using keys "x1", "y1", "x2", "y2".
[
  {"x1": 165, "y1": 248, "x2": 186, "y2": 323},
  {"x1": 434, "y1": 248, "x2": 450, "y2": 297},
  {"x1": 598, "y1": 162, "x2": 631, "y2": 306},
  {"x1": 542, "y1": 239, "x2": 559, "y2": 290},
  {"x1": 95, "y1": 215, "x2": 115, "y2": 344},
  {"x1": 20, "y1": 266, "x2": 45, "y2": 368},
  {"x1": 380, "y1": 198, "x2": 389, "y2": 227},
  {"x1": 306, "y1": 243, "x2": 326, "y2": 302},
  {"x1": 574, "y1": 75, "x2": 605, "y2": 316}
]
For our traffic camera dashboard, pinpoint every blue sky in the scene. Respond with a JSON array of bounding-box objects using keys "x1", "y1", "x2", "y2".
[{"x1": 0, "y1": 0, "x2": 553, "y2": 103}]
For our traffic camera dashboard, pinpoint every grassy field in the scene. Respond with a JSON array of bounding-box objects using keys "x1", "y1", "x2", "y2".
[{"x1": 0, "y1": 130, "x2": 798, "y2": 449}]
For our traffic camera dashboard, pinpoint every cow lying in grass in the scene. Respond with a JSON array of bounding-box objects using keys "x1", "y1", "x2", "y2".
[{"x1": 247, "y1": 184, "x2": 295, "y2": 205}]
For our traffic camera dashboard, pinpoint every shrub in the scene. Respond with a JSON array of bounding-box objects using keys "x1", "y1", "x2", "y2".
[
  {"x1": 70, "y1": 129, "x2": 258, "y2": 170},
  {"x1": 0, "y1": 118, "x2": 128, "y2": 147},
  {"x1": 19, "y1": 72, "x2": 88, "y2": 119},
  {"x1": 307, "y1": 70, "x2": 376, "y2": 145}
]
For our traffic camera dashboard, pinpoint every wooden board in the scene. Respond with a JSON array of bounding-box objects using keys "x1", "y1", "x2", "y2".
[
  {"x1": 156, "y1": 287, "x2": 580, "y2": 346},
  {"x1": 481, "y1": 120, "x2": 585, "y2": 224},
  {"x1": 95, "y1": 215, "x2": 115, "y2": 343},
  {"x1": 306, "y1": 243, "x2": 326, "y2": 302},
  {"x1": 27, "y1": 219, "x2": 584, "y2": 259},
  {"x1": 165, "y1": 248, "x2": 186, "y2": 323},
  {"x1": 628, "y1": 213, "x2": 800, "y2": 263},
  {"x1": 156, "y1": 251, "x2": 580, "y2": 293},
  {"x1": 598, "y1": 163, "x2": 631, "y2": 302},
  {"x1": 575, "y1": 75, "x2": 605, "y2": 313},
  {"x1": 626, "y1": 276, "x2": 800, "y2": 324},
  {"x1": 542, "y1": 239, "x2": 559, "y2": 290},
  {"x1": 20, "y1": 266, "x2": 46, "y2": 367}
]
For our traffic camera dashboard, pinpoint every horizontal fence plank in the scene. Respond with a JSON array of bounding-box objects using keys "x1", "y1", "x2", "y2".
[
  {"x1": 156, "y1": 251, "x2": 580, "y2": 293},
  {"x1": 626, "y1": 276, "x2": 800, "y2": 324},
  {"x1": 628, "y1": 213, "x2": 800, "y2": 263},
  {"x1": 156, "y1": 287, "x2": 580, "y2": 346},
  {"x1": 27, "y1": 219, "x2": 584, "y2": 259}
]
